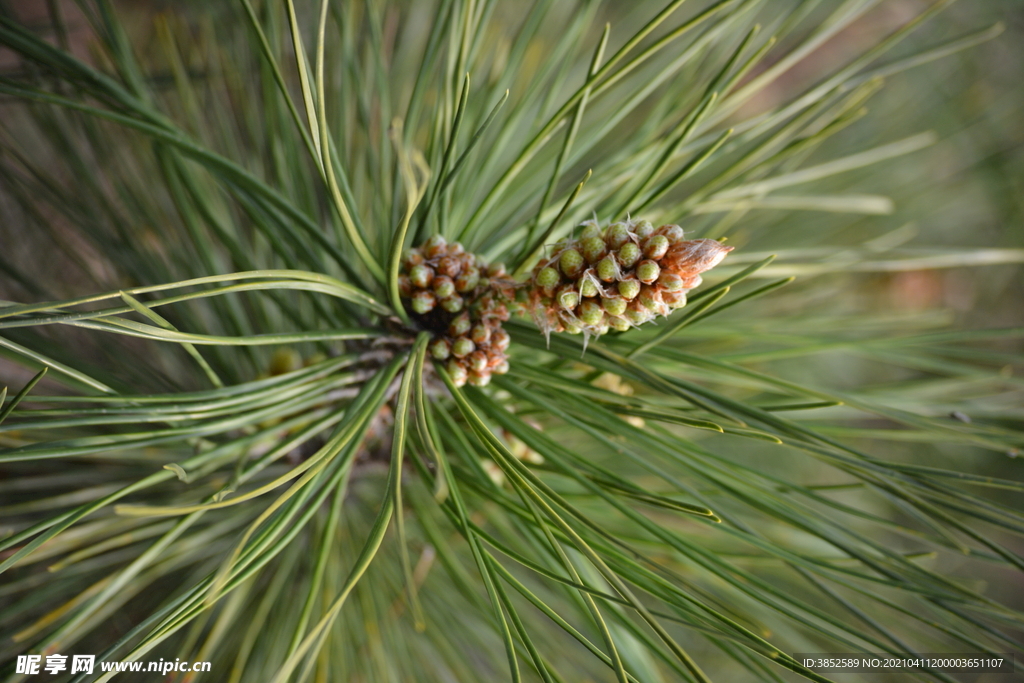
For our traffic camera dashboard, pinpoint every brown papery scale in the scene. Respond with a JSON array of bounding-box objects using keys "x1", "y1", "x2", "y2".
[
  {"x1": 400, "y1": 235, "x2": 515, "y2": 387},
  {"x1": 525, "y1": 218, "x2": 733, "y2": 340}
]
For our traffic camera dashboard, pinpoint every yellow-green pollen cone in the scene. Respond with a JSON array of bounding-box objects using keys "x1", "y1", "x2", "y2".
[
  {"x1": 399, "y1": 235, "x2": 514, "y2": 387},
  {"x1": 524, "y1": 218, "x2": 733, "y2": 339}
]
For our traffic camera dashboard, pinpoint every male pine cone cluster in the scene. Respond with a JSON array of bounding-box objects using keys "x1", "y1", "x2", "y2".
[
  {"x1": 401, "y1": 221, "x2": 732, "y2": 385},
  {"x1": 399, "y1": 235, "x2": 511, "y2": 387},
  {"x1": 526, "y1": 219, "x2": 733, "y2": 337}
]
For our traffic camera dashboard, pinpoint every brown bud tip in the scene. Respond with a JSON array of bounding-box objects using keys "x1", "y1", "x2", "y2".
[{"x1": 664, "y1": 238, "x2": 733, "y2": 274}]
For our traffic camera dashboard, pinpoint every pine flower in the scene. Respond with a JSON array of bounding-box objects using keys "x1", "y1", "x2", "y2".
[
  {"x1": 400, "y1": 235, "x2": 512, "y2": 386},
  {"x1": 525, "y1": 219, "x2": 733, "y2": 338}
]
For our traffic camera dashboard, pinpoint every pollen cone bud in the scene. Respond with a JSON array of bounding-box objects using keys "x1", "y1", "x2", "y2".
[
  {"x1": 658, "y1": 272, "x2": 683, "y2": 291},
  {"x1": 559, "y1": 249, "x2": 585, "y2": 278},
  {"x1": 492, "y1": 328, "x2": 511, "y2": 352},
  {"x1": 411, "y1": 290, "x2": 436, "y2": 314},
  {"x1": 440, "y1": 294, "x2": 464, "y2": 313},
  {"x1": 471, "y1": 324, "x2": 491, "y2": 345},
  {"x1": 578, "y1": 300, "x2": 604, "y2": 326},
  {"x1": 455, "y1": 267, "x2": 480, "y2": 293},
  {"x1": 452, "y1": 337, "x2": 475, "y2": 358},
  {"x1": 609, "y1": 316, "x2": 631, "y2": 332},
  {"x1": 398, "y1": 274, "x2": 413, "y2": 297},
  {"x1": 449, "y1": 312, "x2": 471, "y2": 337},
  {"x1": 643, "y1": 235, "x2": 669, "y2": 260},
  {"x1": 581, "y1": 237, "x2": 607, "y2": 264},
  {"x1": 579, "y1": 221, "x2": 602, "y2": 241},
  {"x1": 468, "y1": 370, "x2": 492, "y2": 387},
  {"x1": 579, "y1": 276, "x2": 600, "y2": 298},
  {"x1": 468, "y1": 351, "x2": 489, "y2": 373},
  {"x1": 447, "y1": 359, "x2": 468, "y2": 387},
  {"x1": 423, "y1": 234, "x2": 448, "y2": 258},
  {"x1": 638, "y1": 285, "x2": 662, "y2": 312},
  {"x1": 556, "y1": 286, "x2": 579, "y2": 310},
  {"x1": 430, "y1": 338, "x2": 451, "y2": 360},
  {"x1": 536, "y1": 266, "x2": 561, "y2": 292},
  {"x1": 636, "y1": 260, "x2": 660, "y2": 284},
  {"x1": 433, "y1": 275, "x2": 455, "y2": 298},
  {"x1": 625, "y1": 306, "x2": 651, "y2": 325},
  {"x1": 657, "y1": 225, "x2": 685, "y2": 243},
  {"x1": 597, "y1": 255, "x2": 619, "y2": 282},
  {"x1": 604, "y1": 222, "x2": 631, "y2": 248},
  {"x1": 403, "y1": 249, "x2": 424, "y2": 268},
  {"x1": 617, "y1": 242, "x2": 641, "y2": 269},
  {"x1": 437, "y1": 256, "x2": 461, "y2": 278},
  {"x1": 662, "y1": 290, "x2": 687, "y2": 308},
  {"x1": 633, "y1": 220, "x2": 655, "y2": 240},
  {"x1": 618, "y1": 278, "x2": 641, "y2": 300},
  {"x1": 409, "y1": 264, "x2": 434, "y2": 289},
  {"x1": 602, "y1": 297, "x2": 627, "y2": 316}
]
